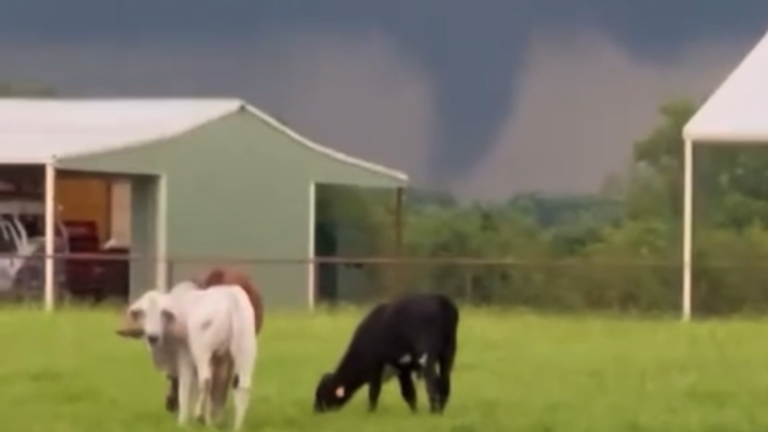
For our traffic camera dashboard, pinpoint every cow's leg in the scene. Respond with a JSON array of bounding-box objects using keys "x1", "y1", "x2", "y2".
[
  {"x1": 203, "y1": 361, "x2": 218, "y2": 425},
  {"x1": 165, "y1": 375, "x2": 179, "y2": 413},
  {"x1": 437, "y1": 356, "x2": 452, "y2": 412},
  {"x1": 419, "y1": 354, "x2": 442, "y2": 414},
  {"x1": 176, "y1": 355, "x2": 196, "y2": 426},
  {"x1": 188, "y1": 372, "x2": 200, "y2": 423},
  {"x1": 189, "y1": 345, "x2": 213, "y2": 425},
  {"x1": 231, "y1": 375, "x2": 252, "y2": 431},
  {"x1": 436, "y1": 338, "x2": 457, "y2": 412},
  {"x1": 437, "y1": 372, "x2": 451, "y2": 412},
  {"x1": 367, "y1": 365, "x2": 384, "y2": 412},
  {"x1": 396, "y1": 370, "x2": 417, "y2": 412},
  {"x1": 209, "y1": 354, "x2": 234, "y2": 426},
  {"x1": 230, "y1": 331, "x2": 257, "y2": 431}
]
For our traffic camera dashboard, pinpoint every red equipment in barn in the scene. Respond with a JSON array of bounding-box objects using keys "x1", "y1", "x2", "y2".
[{"x1": 61, "y1": 220, "x2": 130, "y2": 302}]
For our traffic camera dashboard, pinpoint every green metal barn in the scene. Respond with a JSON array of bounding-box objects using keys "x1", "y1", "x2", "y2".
[{"x1": 0, "y1": 98, "x2": 408, "y2": 309}]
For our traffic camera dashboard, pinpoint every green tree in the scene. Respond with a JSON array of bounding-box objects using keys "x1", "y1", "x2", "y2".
[{"x1": 625, "y1": 99, "x2": 696, "y2": 221}]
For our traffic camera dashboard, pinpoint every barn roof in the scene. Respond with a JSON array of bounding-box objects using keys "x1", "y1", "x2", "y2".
[{"x1": 0, "y1": 98, "x2": 408, "y2": 182}]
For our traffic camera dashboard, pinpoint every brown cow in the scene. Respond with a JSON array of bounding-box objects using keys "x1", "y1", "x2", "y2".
[{"x1": 116, "y1": 267, "x2": 264, "y2": 418}]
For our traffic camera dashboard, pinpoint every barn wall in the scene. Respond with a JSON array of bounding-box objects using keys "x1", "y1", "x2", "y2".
[{"x1": 58, "y1": 110, "x2": 406, "y2": 308}]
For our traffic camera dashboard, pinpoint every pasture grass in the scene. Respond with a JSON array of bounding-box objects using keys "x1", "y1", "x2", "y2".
[{"x1": 2, "y1": 307, "x2": 768, "y2": 432}]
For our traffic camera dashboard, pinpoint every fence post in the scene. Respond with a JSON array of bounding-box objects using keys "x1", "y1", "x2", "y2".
[
  {"x1": 682, "y1": 138, "x2": 693, "y2": 322},
  {"x1": 43, "y1": 162, "x2": 57, "y2": 312},
  {"x1": 166, "y1": 259, "x2": 174, "y2": 291},
  {"x1": 464, "y1": 265, "x2": 474, "y2": 303}
]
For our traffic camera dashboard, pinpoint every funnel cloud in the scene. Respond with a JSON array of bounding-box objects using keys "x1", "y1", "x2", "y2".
[{"x1": 453, "y1": 30, "x2": 748, "y2": 199}]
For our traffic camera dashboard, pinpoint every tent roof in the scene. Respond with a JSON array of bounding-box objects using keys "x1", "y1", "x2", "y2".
[
  {"x1": 683, "y1": 30, "x2": 768, "y2": 143},
  {"x1": 0, "y1": 98, "x2": 408, "y2": 182}
]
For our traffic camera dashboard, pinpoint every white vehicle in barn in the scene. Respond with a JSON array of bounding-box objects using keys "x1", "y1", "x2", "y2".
[{"x1": 0, "y1": 200, "x2": 68, "y2": 293}]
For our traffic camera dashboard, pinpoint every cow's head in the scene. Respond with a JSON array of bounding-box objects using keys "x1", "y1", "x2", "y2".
[
  {"x1": 313, "y1": 372, "x2": 352, "y2": 413},
  {"x1": 116, "y1": 290, "x2": 180, "y2": 346}
]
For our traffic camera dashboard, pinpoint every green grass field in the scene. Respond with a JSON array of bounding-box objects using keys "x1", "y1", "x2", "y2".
[{"x1": 2, "y1": 307, "x2": 768, "y2": 432}]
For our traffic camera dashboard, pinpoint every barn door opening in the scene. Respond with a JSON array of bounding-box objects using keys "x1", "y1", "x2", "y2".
[
  {"x1": 313, "y1": 184, "x2": 401, "y2": 306},
  {"x1": 314, "y1": 219, "x2": 338, "y2": 303},
  {"x1": 313, "y1": 183, "x2": 339, "y2": 304}
]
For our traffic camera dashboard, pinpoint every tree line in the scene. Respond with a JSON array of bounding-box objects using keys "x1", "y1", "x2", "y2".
[{"x1": 319, "y1": 100, "x2": 768, "y2": 316}]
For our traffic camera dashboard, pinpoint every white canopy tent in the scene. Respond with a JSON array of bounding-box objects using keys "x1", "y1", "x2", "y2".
[{"x1": 682, "y1": 30, "x2": 768, "y2": 320}]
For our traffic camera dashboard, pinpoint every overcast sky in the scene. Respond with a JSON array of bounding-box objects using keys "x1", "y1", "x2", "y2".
[{"x1": 1, "y1": 1, "x2": 766, "y2": 200}]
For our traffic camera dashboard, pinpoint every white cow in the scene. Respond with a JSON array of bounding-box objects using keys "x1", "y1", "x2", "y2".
[{"x1": 127, "y1": 283, "x2": 257, "y2": 430}]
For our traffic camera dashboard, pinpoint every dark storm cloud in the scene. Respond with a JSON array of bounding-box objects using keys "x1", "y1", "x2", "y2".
[{"x1": 1, "y1": 0, "x2": 766, "y2": 198}]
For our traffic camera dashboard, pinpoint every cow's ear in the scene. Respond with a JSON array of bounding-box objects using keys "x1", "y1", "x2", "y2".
[
  {"x1": 334, "y1": 386, "x2": 345, "y2": 398},
  {"x1": 161, "y1": 308, "x2": 175, "y2": 324}
]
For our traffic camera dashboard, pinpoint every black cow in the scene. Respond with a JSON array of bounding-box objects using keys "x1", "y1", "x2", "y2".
[{"x1": 313, "y1": 293, "x2": 459, "y2": 414}]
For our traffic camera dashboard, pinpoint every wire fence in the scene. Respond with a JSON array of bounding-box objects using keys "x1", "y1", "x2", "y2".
[{"x1": 2, "y1": 253, "x2": 768, "y2": 317}]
